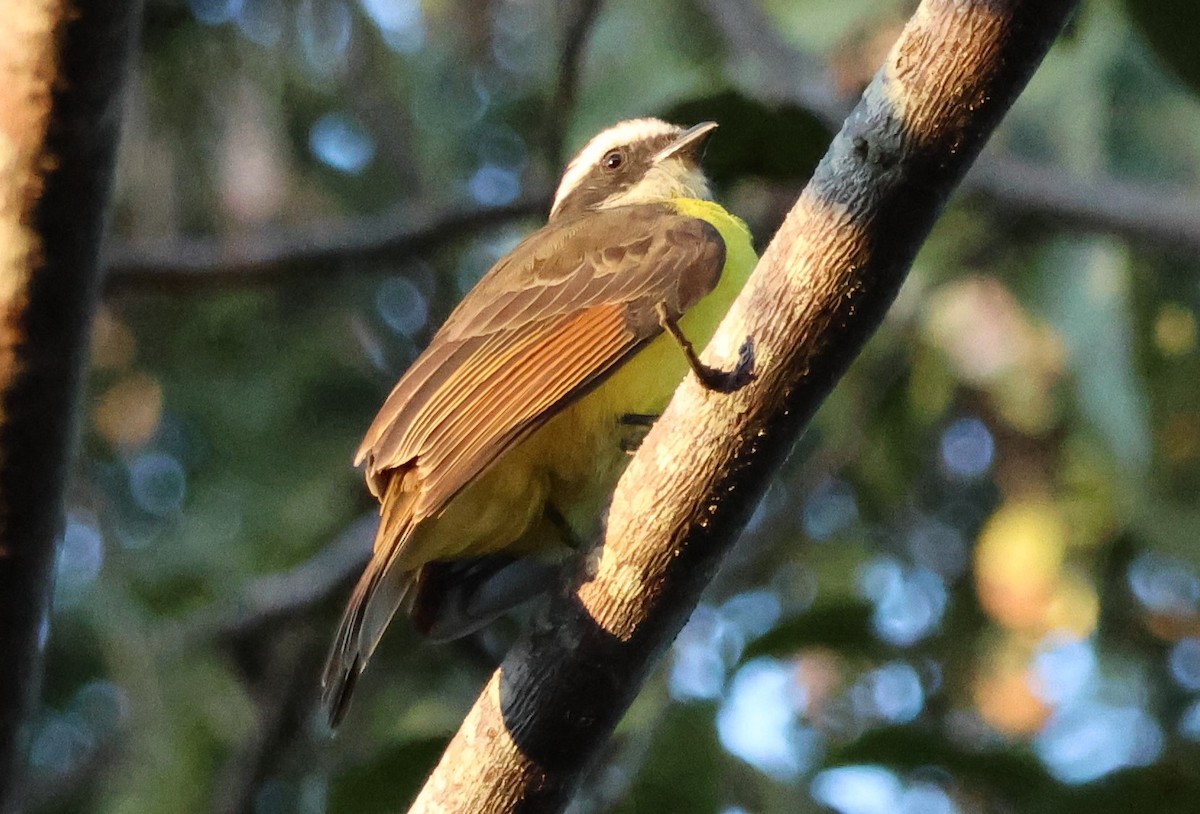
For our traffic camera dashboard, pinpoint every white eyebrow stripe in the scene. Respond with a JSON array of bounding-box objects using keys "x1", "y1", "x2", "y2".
[{"x1": 550, "y1": 118, "x2": 681, "y2": 218}]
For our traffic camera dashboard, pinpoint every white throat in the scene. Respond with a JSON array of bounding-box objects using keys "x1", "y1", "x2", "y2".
[{"x1": 596, "y1": 159, "x2": 712, "y2": 209}]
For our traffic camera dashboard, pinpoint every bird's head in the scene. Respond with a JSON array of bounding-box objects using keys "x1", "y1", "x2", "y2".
[{"x1": 549, "y1": 118, "x2": 717, "y2": 221}]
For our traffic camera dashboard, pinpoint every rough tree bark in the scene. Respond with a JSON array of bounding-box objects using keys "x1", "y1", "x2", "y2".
[
  {"x1": 405, "y1": 1, "x2": 1079, "y2": 812},
  {"x1": 0, "y1": 2, "x2": 140, "y2": 811}
]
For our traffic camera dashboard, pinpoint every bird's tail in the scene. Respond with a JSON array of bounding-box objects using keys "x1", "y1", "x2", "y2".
[{"x1": 320, "y1": 478, "x2": 417, "y2": 729}]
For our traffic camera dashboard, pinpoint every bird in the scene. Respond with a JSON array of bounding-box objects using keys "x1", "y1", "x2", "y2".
[{"x1": 321, "y1": 117, "x2": 758, "y2": 727}]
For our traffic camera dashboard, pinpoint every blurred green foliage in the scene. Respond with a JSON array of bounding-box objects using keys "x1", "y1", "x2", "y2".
[{"x1": 26, "y1": 0, "x2": 1200, "y2": 812}]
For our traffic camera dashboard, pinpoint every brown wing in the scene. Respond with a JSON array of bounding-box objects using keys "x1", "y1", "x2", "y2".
[{"x1": 356, "y1": 203, "x2": 726, "y2": 521}]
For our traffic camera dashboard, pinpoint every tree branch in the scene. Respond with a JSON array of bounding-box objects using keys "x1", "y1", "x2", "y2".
[
  {"x1": 0, "y1": 1, "x2": 141, "y2": 809},
  {"x1": 964, "y1": 152, "x2": 1200, "y2": 253},
  {"x1": 406, "y1": 1, "x2": 1078, "y2": 811},
  {"x1": 166, "y1": 513, "x2": 376, "y2": 649},
  {"x1": 102, "y1": 197, "x2": 548, "y2": 295}
]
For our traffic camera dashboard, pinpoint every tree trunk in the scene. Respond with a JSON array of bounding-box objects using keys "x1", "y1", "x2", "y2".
[{"x1": 0, "y1": 2, "x2": 140, "y2": 811}]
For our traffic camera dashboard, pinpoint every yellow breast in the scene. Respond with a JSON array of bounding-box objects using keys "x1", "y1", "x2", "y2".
[
  {"x1": 531, "y1": 198, "x2": 757, "y2": 537},
  {"x1": 407, "y1": 199, "x2": 757, "y2": 563}
]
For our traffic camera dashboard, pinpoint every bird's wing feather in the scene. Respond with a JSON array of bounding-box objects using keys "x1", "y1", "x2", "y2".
[{"x1": 357, "y1": 204, "x2": 726, "y2": 521}]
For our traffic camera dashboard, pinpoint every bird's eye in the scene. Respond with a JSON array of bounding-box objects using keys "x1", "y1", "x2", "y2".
[{"x1": 601, "y1": 149, "x2": 625, "y2": 170}]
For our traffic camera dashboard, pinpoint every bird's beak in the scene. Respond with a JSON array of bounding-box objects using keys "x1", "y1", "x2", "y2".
[{"x1": 654, "y1": 121, "x2": 718, "y2": 165}]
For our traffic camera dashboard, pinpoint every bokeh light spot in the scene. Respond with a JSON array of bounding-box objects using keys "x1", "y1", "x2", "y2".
[
  {"x1": 859, "y1": 557, "x2": 947, "y2": 646},
  {"x1": 721, "y1": 590, "x2": 782, "y2": 639},
  {"x1": 90, "y1": 308, "x2": 136, "y2": 371},
  {"x1": 717, "y1": 658, "x2": 811, "y2": 780},
  {"x1": 1031, "y1": 635, "x2": 1096, "y2": 706},
  {"x1": 975, "y1": 500, "x2": 1067, "y2": 631},
  {"x1": 189, "y1": 0, "x2": 243, "y2": 25},
  {"x1": 811, "y1": 765, "x2": 902, "y2": 814},
  {"x1": 906, "y1": 519, "x2": 968, "y2": 579},
  {"x1": 856, "y1": 662, "x2": 925, "y2": 724},
  {"x1": 1154, "y1": 302, "x2": 1197, "y2": 356},
  {"x1": 71, "y1": 680, "x2": 129, "y2": 738},
  {"x1": 375, "y1": 277, "x2": 429, "y2": 337},
  {"x1": 670, "y1": 605, "x2": 735, "y2": 701},
  {"x1": 1169, "y1": 638, "x2": 1200, "y2": 691},
  {"x1": 900, "y1": 783, "x2": 958, "y2": 814},
  {"x1": 29, "y1": 714, "x2": 93, "y2": 779},
  {"x1": 467, "y1": 164, "x2": 521, "y2": 207},
  {"x1": 129, "y1": 451, "x2": 187, "y2": 516},
  {"x1": 298, "y1": 0, "x2": 353, "y2": 75},
  {"x1": 55, "y1": 512, "x2": 105, "y2": 609},
  {"x1": 1035, "y1": 701, "x2": 1163, "y2": 783},
  {"x1": 236, "y1": 0, "x2": 285, "y2": 46},
  {"x1": 309, "y1": 113, "x2": 374, "y2": 174},
  {"x1": 93, "y1": 372, "x2": 163, "y2": 450},
  {"x1": 973, "y1": 640, "x2": 1050, "y2": 736},
  {"x1": 939, "y1": 416, "x2": 995, "y2": 480},
  {"x1": 1128, "y1": 552, "x2": 1200, "y2": 616},
  {"x1": 803, "y1": 479, "x2": 858, "y2": 541},
  {"x1": 1178, "y1": 699, "x2": 1200, "y2": 741},
  {"x1": 360, "y1": 0, "x2": 425, "y2": 52}
]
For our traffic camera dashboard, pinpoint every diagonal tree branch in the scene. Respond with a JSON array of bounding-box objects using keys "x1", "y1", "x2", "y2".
[
  {"x1": 0, "y1": 1, "x2": 141, "y2": 810},
  {"x1": 405, "y1": 1, "x2": 1078, "y2": 811}
]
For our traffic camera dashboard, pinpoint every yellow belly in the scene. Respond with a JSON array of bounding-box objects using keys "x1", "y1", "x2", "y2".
[{"x1": 413, "y1": 198, "x2": 756, "y2": 562}]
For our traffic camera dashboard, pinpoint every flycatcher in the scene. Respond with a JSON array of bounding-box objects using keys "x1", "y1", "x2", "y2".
[{"x1": 322, "y1": 118, "x2": 757, "y2": 726}]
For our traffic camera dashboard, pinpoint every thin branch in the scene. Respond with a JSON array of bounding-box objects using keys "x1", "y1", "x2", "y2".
[
  {"x1": 212, "y1": 628, "x2": 326, "y2": 814},
  {"x1": 964, "y1": 152, "x2": 1200, "y2": 254},
  {"x1": 544, "y1": 0, "x2": 606, "y2": 170},
  {"x1": 407, "y1": 1, "x2": 1078, "y2": 811},
  {"x1": 166, "y1": 513, "x2": 376, "y2": 649},
  {"x1": 102, "y1": 196, "x2": 548, "y2": 294}
]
